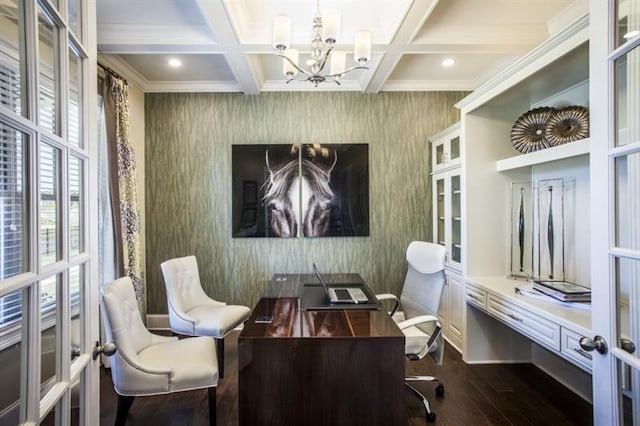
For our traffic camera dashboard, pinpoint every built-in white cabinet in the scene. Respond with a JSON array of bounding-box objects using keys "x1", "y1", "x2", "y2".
[
  {"x1": 454, "y1": 15, "x2": 593, "y2": 400},
  {"x1": 430, "y1": 123, "x2": 464, "y2": 352},
  {"x1": 431, "y1": 124, "x2": 461, "y2": 173}
]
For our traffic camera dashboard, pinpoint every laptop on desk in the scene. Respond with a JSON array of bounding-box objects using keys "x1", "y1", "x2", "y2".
[
  {"x1": 313, "y1": 263, "x2": 368, "y2": 303},
  {"x1": 301, "y1": 264, "x2": 379, "y2": 310}
]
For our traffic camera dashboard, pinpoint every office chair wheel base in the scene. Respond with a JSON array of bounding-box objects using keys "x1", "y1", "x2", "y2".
[
  {"x1": 426, "y1": 411, "x2": 436, "y2": 422},
  {"x1": 435, "y1": 383, "x2": 444, "y2": 397}
]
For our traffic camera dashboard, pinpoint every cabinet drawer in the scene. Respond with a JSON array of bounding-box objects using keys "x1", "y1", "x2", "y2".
[
  {"x1": 465, "y1": 284, "x2": 486, "y2": 310},
  {"x1": 487, "y1": 295, "x2": 560, "y2": 350},
  {"x1": 560, "y1": 327, "x2": 592, "y2": 372}
]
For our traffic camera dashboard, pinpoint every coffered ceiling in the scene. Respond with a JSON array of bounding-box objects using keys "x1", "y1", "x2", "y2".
[{"x1": 97, "y1": 0, "x2": 588, "y2": 94}]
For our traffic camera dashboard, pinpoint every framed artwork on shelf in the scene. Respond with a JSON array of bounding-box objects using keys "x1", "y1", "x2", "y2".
[{"x1": 510, "y1": 181, "x2": 533, "y2": 279}]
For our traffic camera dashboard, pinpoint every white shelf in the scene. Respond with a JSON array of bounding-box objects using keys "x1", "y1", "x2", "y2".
[{"x1": 496, "y1": 138, "x2": 590, "y2": 172}]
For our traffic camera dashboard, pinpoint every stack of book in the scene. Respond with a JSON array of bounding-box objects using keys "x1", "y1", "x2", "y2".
[{"x1": 532, "y1": 280, "x2": 591, "y2": 302}]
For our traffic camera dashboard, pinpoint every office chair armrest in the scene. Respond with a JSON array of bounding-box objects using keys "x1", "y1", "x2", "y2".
[
  {"x1": 375, "y1": 293, "x2": 399, "y2": 316},
  {"x1": 396, "y1": 315, "x2": 440, "y2": 331},
  {"x1": 398, "y1": 315, "x2": 443, "y2": 361}
]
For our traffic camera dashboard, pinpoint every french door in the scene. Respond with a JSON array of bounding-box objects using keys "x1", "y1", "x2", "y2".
[
  {"x1": 0, "y1": 0, "x2": 98, "y2": 424},
  {"x1": 590, "y1": 0, "x2": 640, "y2": 424}
]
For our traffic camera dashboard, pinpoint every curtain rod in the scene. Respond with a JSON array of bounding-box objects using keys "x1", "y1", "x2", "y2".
[{"x1": 98, "y1": 62, "x2": 128, "y2": 85}]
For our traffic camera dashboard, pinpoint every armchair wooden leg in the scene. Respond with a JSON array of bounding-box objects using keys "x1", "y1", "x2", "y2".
[
  {"x1": 216, "y1": 338, "x2": 225, "y2": 379},
  {"x1": 208, "y1": 386, "x2": 217, "y2": 426},
  {"x1": 115, "y1": 395, "x2": 135, "y2": 426}
]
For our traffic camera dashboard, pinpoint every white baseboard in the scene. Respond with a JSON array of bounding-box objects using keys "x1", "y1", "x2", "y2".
[{"x1": 146, "y1": 314, "x2": 170, "y2": 331}]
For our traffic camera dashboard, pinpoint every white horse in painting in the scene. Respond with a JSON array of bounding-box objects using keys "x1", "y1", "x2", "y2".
[{"x1": 262, "y1": 147, "x2": 337, "y2": 237}]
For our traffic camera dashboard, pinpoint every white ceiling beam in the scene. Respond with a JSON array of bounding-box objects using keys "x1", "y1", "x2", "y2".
[
  {"x1": 411, "y1": 24, "x2": 549, "y2": 46},
  {"x1": 97, "y1": 44, "x2": 227, "y2": 54},
  {"x1": 194, "y1": 0, "x2": 261, "y2": 95},
  {"x1": 97, "y1": 24, "x2": 216, "y2": 46},
  {"x1": 365, "y1": 0, "x2": 440, "y2": 93}
]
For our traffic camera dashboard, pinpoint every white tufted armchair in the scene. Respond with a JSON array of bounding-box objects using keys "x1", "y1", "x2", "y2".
[
  {"x1": 101, "y1": 276, "x2": 219, "y2": 426},
  {"x1": 160, "y1": 255, "x2": 251, "y2": 378}
]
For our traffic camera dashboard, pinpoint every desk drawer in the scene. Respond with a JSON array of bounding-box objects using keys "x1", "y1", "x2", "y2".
[
  {"x1": 465, "y1": 284, "x2": 487, "y2": 311},
  {"x1": 561, "y1": 327, "x2": 592, "y2": 372},
  {"x1": 487, "y1": 295, "x2": 560, "y2": 350}
]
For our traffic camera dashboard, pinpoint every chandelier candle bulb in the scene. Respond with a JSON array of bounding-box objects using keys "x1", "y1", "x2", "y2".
[
  {"x1": 284, "y1": 49, "x2": 299, "y2": 76},
  {"x1": 273, "y1": 15, "x2": 291, "y2": 50},
  {"x1": 322, "y1": 9, "x2": 341, "y2": 44},
  {"x1": 330, "y1": 50, "x2": 346, "y2": 76},
  {"x1": 354, "y1": 31, "x2": 372, "y2": 64},
  {"x1": 271, "y1": 2, "x2": 370, "y2": 86}
]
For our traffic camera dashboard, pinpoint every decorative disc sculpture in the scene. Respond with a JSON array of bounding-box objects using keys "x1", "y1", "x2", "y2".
[
  {"x1": 510, "y1": 107, "x2": 556, "y2": 153},
  {"x1": 545, "y1": 106, "x2": 589, "y2": 146}
]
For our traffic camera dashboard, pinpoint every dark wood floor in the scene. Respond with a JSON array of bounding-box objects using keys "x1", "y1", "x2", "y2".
[{"x1": 100, "y1": 330, "x2": 593, "y2": 426}]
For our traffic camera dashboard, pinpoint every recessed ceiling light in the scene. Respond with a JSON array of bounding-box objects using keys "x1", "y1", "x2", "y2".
[
  {"x1": 442, "y1": 58, "x2": 455, "y2": 67},
  {"x1": 168, "y1": 58, "x2": 182, "y2": 68},
  {"x1": 623, "y1": 30, "x2": 640, "y2": 39}
]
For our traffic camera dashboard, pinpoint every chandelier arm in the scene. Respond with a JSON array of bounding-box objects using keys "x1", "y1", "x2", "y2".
[
  {"x1": 286, "y1": 75, "x2": 313, "y2": 83},
  {"x1": 276, "y1": 51, "x2": 313, "y2": 77},
  {"x1": 323, "y1": 65, "x2": 369, "y2": 79},
  {"x1": 316, "y1": 44, "x2": 334, "y2": 74}
]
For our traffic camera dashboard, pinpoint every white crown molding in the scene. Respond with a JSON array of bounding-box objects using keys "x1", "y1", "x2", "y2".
[
  {"x1": 547, "y1": 0, "x2": 589, "y2": 36},
  {"x1": 381, "y1": 79, "x2": 476, "y2": 92},
  {"x1": 144, "y1": 81, "x2": 242, "y2": 93},
  {"x1": 261, "y1": 79, "x2": 365, "y2": 92},
  {"x1": 412, "y1": 24, "x2": 549, "y2": 46},
  {"x1": 98, "y1": 54, "x2": 150, "y2": 91}
]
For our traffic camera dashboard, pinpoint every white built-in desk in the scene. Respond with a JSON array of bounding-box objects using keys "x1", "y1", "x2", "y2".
[{"x1": 464, "y1": 276, "x2": 593, "y2": 401}]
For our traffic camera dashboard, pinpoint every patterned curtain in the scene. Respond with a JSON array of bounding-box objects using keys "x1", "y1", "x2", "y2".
[{"x1": 102, "y1": 70, "x2": 145, "y2": 313}]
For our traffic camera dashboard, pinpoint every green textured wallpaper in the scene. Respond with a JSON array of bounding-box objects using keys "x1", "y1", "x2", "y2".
[{"x1": 145, "y1": 91, "x2": 466, "y2": 314}]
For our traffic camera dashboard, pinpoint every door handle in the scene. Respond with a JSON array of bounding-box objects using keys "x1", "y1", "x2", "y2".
[
  {"x1": 621, "y1": 338, "x2": 636, "y2": 354},
  {"x1": 579, "y1": 335, "x2": 608, "y2": 355},
  {"x1": 92, "y1": 341, "x2": 117, "y2": 360}
]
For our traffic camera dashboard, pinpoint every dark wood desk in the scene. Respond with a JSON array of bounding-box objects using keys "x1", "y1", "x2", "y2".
[{"x1": 238, "y1": 274, "x2": 406, "y2": 426}]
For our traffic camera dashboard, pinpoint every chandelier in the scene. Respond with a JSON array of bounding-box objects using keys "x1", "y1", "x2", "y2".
[{"x1": 272, "y1": 1, "x2": 372, "y2": 86}]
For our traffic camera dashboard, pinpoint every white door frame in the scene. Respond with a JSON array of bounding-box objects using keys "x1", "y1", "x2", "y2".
[{"x1": 590, "y1": 0, "x2": 640, "y2": 424}]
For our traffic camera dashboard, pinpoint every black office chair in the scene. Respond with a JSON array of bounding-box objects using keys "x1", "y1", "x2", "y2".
[{"x1": 377, "y1": 241, "x2": 447, "y2": 422}]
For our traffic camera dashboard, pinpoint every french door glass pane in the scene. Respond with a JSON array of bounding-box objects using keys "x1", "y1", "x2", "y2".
[
  {"x1": 616, "y1": 256, "x2": 639, "y2": 361},
  {"x1": 615, "y1": 152, "x2": 640, "y2": 251},
  {"x1": 40, "y1": 142, "x2": 60, "y2": 266},
  {"x1": 68, "y1": 0, "x2": 80, "y2": 38},
  {"x1": 616, "y1": 0, "x2": 640, "y2": 48},
  {"x1": 38, "y1": 6, "x2": 59, "y2": 135},
  {"x1": 0, "y1": 288, "x2": 23, "y2": 426},
  {"x1": 0, "y1": 0, "x2": 24, "y2": 117},
  {"x1": 0, "y1": 123, "x2": 27, "y2": 279},
  {"x1": 68, "y1": 47, "x2": 82, "y2": 148},
  {"x1": 69, "y1": 156, "x2": 82, "y2": 256},
  {"x1": 69, "y1": 263, "x2": 82, "y2": 362},
  {"x1": 617, "y1": 358, "x2": 639, "y2": 426},
  {"x1": 40, "y1": 274, "x2": 59, "y2": 392},
  {"x1": 615, "y1": 45, "x2": 640, "y2": 147}
]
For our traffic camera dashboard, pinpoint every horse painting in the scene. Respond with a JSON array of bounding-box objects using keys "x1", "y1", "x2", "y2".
[{"x1": 262, "y1": 146, "x2": 337, "y2": 237}]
